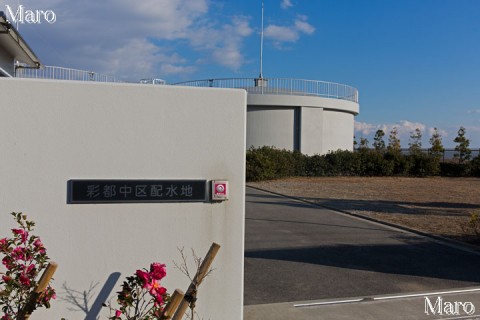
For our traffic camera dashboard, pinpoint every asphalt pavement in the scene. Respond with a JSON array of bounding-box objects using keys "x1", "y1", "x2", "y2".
[
  {"x1": 244, "y1": 288, "x2": 480, "y2": 320},
  {"x1": 244, "y1": 187, "x2": 480, "y2": 319}
]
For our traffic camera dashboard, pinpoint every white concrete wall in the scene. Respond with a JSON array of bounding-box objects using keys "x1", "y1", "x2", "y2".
[
  {"x1": 300, "y1": 107, "x2": 323, "y2": 155},
  {"x1": 322, "y1": 110, "x2": 355, "y2": 153},
  {"x1": 0, "y1": 78, "x2": 246, "y2": 320},
  {"x1": 247, "y1": 94, "x2": 359, "y2": 115},
  {"x1": 247, "y1": 94, "x2": 358, "y2": 155},
  {"x1": 246, "y1": 106, "x2": 297, "y2": 150}
]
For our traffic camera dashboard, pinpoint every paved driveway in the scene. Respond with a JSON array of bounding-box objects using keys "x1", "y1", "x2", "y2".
[{"x1": 244, "y1": 187, "x2": 480, "y2": 305}]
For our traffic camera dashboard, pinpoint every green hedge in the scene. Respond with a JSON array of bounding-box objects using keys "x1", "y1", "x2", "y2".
[
  {"x1": 246, "y1": 146, "x2": 305, "y2": 181},
  {"x1": 246, "y1": 147, "x2": 479, "y2": 181}
]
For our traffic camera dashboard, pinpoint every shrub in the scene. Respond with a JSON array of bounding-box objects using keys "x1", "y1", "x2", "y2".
[
  {"x1": 358, "y1": 149, "x2": 394, "y2": 176},
  {"x1": 440, "y1": 162, "x2": 469, "y2": 177},
  {"x1": 469, "y1": 155, "x2": 480, "y2": 177},
  {"x1": 0, "y1": 213, "x2": 56, "y2": 319},
  {"x1": 384, "y1": 150, "x2": 411, "y2": 176},
  {"x1": 246, "y1": 147, "x2": 277, "y2": 181},
  {"x1": 407, "y1": 153, "x2": 440, "y2": 177},
  {"x1": 304, "y1": 154, "x2": 330, "y2": 176},
  {"x1": 246, "y1": 147, "x2": 305, "y2": 181},
  {"x1": 107, "y1": 263, "x2": 169, "y2": 320},
  {"x1": 246, "y1": 146, "x2": 477, "y2": 181},
  {"x1": 324, "y1": 150, "x2": 363, "y2": 176},
  {"x1": 461, "y1": 211, "x2": 480, "y2": 245}
]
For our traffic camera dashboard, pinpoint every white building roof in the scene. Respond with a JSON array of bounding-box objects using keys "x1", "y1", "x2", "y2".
[{"x1": 0, "y1": 11, "x2": 41, "y2": 69}]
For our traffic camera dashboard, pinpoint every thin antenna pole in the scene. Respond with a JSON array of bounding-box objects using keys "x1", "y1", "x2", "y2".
[
  {"x1": 259, "y1": 0, "x2": 264, "y2": 79},
  {"x1": 16, "y1": 0, "x2": 20, "y2": 30}
]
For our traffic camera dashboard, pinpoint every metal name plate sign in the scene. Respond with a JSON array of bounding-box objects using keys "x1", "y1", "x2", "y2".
[{"x1": 68, "y1": 180, "x2": 207, "y2": 203}]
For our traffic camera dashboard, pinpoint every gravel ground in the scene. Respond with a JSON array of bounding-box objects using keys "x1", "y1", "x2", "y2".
[{"x1": 248, "y1": 177, "x2": 480, "y2": 244}]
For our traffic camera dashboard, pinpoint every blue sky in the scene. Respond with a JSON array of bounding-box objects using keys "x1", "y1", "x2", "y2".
[{"x1": 2, "y1": 0, "x2": 480, "y2": 147}]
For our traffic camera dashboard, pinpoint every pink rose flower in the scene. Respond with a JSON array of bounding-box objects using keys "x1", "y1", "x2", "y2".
[
  {"x1": 0, "y1": 237, "x2": 7, "y2": 248},
  {"x1": 12, "y1": 246, "x2": 26, "y2": 261},
  {"x1": 26, "y1": 264, "x2": 37, "y2": 277},
  {"x1": 12, "y1": 229, "x2": 28, "y2": 242},
  {"x1": 146, "y1": 279, "x2": 166, "y2": 299},
  {"x1": 40, "y1": 286, "x2": 56, "y2": 302},
  {"x1": 1, "y1": 275, "x2": 12, "y2": 282},
  {"x1": 153, "y1": 285, "x2": 167, "y2": 306},
  {"x1": 33, "y1": 238, "x2": 43, "y2": 248},
  {"x1": 33, "y1": 238, "x2": 46, "y2": 254},
  {"x1": 11, "y1": 228, "x2": 23, "y2": 235},
  {"x1": 150, "y1": 263, "x2": 166, "y2": 280},
  {"x1": 115, "y1": 310, "x2": 122, "y2": 318},
  {"x1": 19, "y1": 273, "x2": 30, "y2": 286},
  {"x1": 135, "y1": 270, "x2": 150, "y2": 286},
  {"x1": 155, "y1": 292, "x2": 164, "y2": 305},
  {"x1": 2, "y1": 256, "x2": 13, "y2": 270}
]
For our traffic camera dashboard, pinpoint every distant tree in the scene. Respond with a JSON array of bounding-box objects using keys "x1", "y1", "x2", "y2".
[
  {"x1": 373, "y1": 129, "x2": 386, "y2": 151},
  {"x1": 408, "y1": 128, "x2": 422, "y2": 155},
  {"x1": 387, "y1": 127, "x2": 401, "y2": 153},
  {"x1": 359, "y1": 137, "x2": 369, "y2": 149},
  {"x1": 428, "y1": 128, "x2": 445, "y2": 159},
  {"x1": 353, "y1": 135, "x2": 358, "y2": 150},
  {"x1": 453, "y1": 126, "x2": 472, "y2": 163}
]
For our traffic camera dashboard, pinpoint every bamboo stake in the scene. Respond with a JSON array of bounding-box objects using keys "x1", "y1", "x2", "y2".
[
  {"x1": 172, "y1": 243, "x2": 220, "y2": 320},
  {"x1": 162, "y1": 289, "x2": 184, "y2": 318},
  {"x1": 18, "y1": 261, "x2": 58, "y2": 320}
]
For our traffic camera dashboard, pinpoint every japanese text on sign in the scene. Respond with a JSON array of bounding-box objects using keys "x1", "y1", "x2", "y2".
[{"x1": 69, "y1": 180, "x2": 207, "y2": 203}]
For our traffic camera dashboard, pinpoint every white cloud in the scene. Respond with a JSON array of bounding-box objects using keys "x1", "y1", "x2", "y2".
[
  {"x1": 465, "y1": 126, "x2": 480, "y2": 133},
  {"x1": 354, "y1": 121, "x2": 377, "y2": 135},
  {"x1": 280, "y1": 0, "x2": 293, "y2": 10},
  {"x1": 265, "y1": 15, "x2": 315, "y2": 45},
  {"x1": 234, "y1": 16, "x2": 254, "y2": 37},
  {"x1": 428, "y1": 127, "x2": 448, "y2": 138},
  {"x1": 265, "y1": 25, "x2": 299, "y2": 42},
  {"x1": 468, "y1": 109, "x2": 480, "y2": 114},
  {"x1": 213, "y1": 46, "x2": 243, "y2": 70},
  {"x1": 160, "y1": 64, "x2": 196, "y2": 76},
  {"x1": 126, "y1": 0, "x2": 210, "y2": 41},
  {"x1": 396, "y1": 120, "x2": 426, "y2": 135},
  {"x1": 65, "y1": 37, "x2": 192, "y2": 81},
  {"x1": 187, "y1": 16, "x2": 253, "y2": 70},
  {"x1": 294, "y1": 16, "x2": 315, "y2": 34},
  {"x1": 102, "y1": 39, "x2": 161, "y2": 80},
  {"x1": 9, "y1": 0, "x2": 252, "y2": 80}
]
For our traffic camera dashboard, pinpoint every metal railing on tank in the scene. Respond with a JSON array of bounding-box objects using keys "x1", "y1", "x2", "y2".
[
  {"x1": 173, "y1": 78, "x2": 359, "y2": 103},
  {"x1": 15, "y1": 65, "x2": 121, "y2": 83}
]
